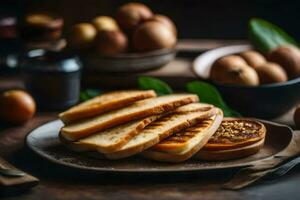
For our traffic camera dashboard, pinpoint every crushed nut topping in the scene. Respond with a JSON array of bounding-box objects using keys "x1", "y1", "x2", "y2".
[{"x1": 208, "y1": 120, "x2": 261, "y2": 144}]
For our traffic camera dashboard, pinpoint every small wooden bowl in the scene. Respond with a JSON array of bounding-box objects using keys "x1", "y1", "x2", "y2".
[{"x1": 81, "y1": 49, "x2": 176, "y2": 73}]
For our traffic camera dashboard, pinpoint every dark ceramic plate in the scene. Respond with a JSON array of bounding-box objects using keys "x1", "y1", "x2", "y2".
[
  {"x1": 26, "y1": 119, "x2": 293, "y2": 173},
  {"x1": 81, "y1": 49, "x2": 176, "y2": 73},
  {"x1": 193, "y1": 45, "x2": 300, "y2": 119}
]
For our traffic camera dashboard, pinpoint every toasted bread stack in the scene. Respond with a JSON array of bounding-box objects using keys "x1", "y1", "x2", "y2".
[
  {"x1": 143, "y1": 109, "x2": 223, "y2": 162},
  {"x1": 59, "y1": 90, "x2": 266, "y2": 162},
  {"x1": 59, "y1": 90, "x2": 157, "y2": 124}
]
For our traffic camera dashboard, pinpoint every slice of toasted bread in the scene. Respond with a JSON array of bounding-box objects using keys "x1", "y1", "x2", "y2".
[
  {"x1": 142, "y1": 109, "x2": 223, "y2": 162},
  {"x1": 61, "y1": 103, "x2": 210, "y2": 153},
  {"x1": 151, "y1": 109, "x2": 223, "y2": 153},
  {"x1": 59, "y1": 115, "x2": 160, "y2": 153},
  {"x1": 75, "y1": 115, "x2": 161, "y2": 153},
  {"x1": 59, "y1": 90, "x2": 156, "y2": 124},
  {"x1": 174, "y1": 103, "x2": 214, "y2": 113},
  {"x1": 61, "y1": 94, "x2": 199, "y2": 141},
  {"x1": 104, "y1": 104, "x2": 218, "y2": 159},
  {"x1": 195, "y1": 138, "x2": 265, "y2": 161}
]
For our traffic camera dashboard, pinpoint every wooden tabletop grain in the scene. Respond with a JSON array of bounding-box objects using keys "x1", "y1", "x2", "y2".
[
  {"x1": 0, "y1": 113, "x2": 300, "y2": 200},
  {"x1": 1, "y1": 40, "x2": 300, "y2": 200}
]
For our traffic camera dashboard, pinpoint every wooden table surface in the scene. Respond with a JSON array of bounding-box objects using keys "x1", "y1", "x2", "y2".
[
  {"x1": 1, "y1": 113, "x2": 300, "y2": 200},
  {"x1": 1, "y1": 40, "x2": 300, "y2": 200}
]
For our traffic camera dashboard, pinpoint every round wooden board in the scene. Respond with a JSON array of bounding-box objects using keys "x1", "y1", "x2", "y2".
[{"x1": 26, "y1": 119, "x2": 293, "y2": 173}]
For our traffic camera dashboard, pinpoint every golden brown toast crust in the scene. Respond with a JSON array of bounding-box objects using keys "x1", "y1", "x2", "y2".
[
  {"x1": 174, "y1": 103, "x2": 214, "y2": 114},
  {"x1": 142, "y1": 109, "x2": 223, "y2": 162},
  {"x1": 152, "y1": 118, "x2": 214, "y2": 151},
  {"x1": 61, "y1": 94, "x2": 199, "y2": 141},
  {"x1": 104, "y1": 106, "x2": 217, "y2": 159},
  {"x1": 59, "y1": 90, "x2": 156, "y2": 124},
  {"x1": 77, "y1": 115, "x2": 161, "y2": 153}
]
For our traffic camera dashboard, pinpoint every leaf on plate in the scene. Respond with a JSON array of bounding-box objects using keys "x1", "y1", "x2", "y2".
[
  {"x1": 186, "y1": 81, "x2": 241, "y2": 117},
  {"x1": 138, "y1": 76, "x2": 173, "y2": 95},
  {"x1": 248, "y1": 18, "x2": 299, "y2": 53}
]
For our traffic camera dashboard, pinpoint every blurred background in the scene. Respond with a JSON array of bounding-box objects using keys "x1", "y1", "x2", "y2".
[
  {"x1": 1, "y1": 0, "x2": 300, "y2": 39},
  {"x1": 1, "y1": 0, "x2": 300, "y2": 115},
  {"x1": 0, "y1": 1, "x2": 299, "y2": 127},
  {"x1": 1, "y1": 0, "x2": 299, "y2": 71}
]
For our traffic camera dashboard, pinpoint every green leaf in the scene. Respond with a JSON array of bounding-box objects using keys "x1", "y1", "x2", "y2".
[
  {"x1": 186, "y1": 81, "x2": 225, "y2": 108},
  {"x1": 85, "y1": 89, "x2": 101, "y2": 98},
  {"x1": 80, "y1": 92, "x2": 90, "y2": 102},
  {"x1": 186, "y1": 81, "x2": 241, "y2": 117},
  {"x1": 138, "y1": 76, "x2": 173, "y2": 95},
  {"x1": 223, "y1": 109, "x2": 242, "y2": 118},
  {"x1": 248, "y1": 18, "x2": 299, "y2": 53},
  {"x1": 80, "y1": 89, "x2": 102, "y2": 102}
]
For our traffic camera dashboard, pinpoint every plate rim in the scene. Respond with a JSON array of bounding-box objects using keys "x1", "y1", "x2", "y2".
[{"x1": 26, "y1": 119, "x2": 294, "y2": 173}]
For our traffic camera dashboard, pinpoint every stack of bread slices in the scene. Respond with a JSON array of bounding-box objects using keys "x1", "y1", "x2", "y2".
[{"x1": 59, "y1": 90, "x2": 225, "y2": 162}]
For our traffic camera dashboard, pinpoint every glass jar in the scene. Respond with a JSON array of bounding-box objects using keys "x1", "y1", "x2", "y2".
[{"x1": 21, "y1": 49, "x2": 81, "y2": 110}]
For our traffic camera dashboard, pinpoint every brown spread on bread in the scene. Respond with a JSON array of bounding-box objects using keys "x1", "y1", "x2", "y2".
[{"x1": 203, "y1": 118, "x2": 266, "y2": 150}]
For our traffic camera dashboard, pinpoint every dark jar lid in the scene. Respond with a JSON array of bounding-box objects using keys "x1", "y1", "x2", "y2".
[{"x1": 20, "y1": 49, "x2": 82, "y2": 73}]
